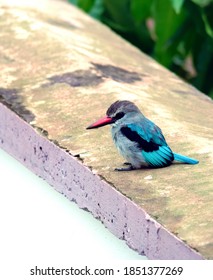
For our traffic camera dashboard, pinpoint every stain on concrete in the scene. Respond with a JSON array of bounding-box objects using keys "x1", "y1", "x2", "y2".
[
  {"x1": 173, "y1": 90, "x2": 192, "y2": 95},
  {"x1": 0, "y1": 88, "x2": 34, "y2": 122},
  {"x1": 47, "y1": 18, "x2": 77, "y2": 30},
  {"x1": 173, "y1": 89, "x2": 213, "y2": 103},
  {"x1": 47, "y1": 70, "x2": 104, "y2": 87},
  {"x1": 45, "y1": 65, "x2": 142, "y2": 88},
  {"x1": 32, "y1": 125, "x2": 49, "y2": 137},
  {"x1": 92, "y1": 63, "x2": 142, "y2": 83}
]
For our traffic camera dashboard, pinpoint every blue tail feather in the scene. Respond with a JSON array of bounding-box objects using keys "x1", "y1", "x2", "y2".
[{"x1": 173, "y1": 153, "x2": 199, "y2": 165}]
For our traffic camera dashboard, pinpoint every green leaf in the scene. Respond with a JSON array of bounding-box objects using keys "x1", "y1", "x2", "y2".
[
  {"x1": 68, "y1": 0, "x2": 78, "y2": 5},
  {"x1": 103, "y1": 0, "x2": 133, "y2": 28},
  {"x1": 68, "y1": 0, "x2": 104, "y2": 19},
  {"x1": 209, "y1": 89, "x2": 213, "y2": 98},
  {"x1": 201, "y1": 9, "x2": 213, "y2": 37},
  {"x1": 77, "y1": 0, "x2": 96, "y2": 12},
  {"x1": 192, "y1": 37, "x2": 213, "y2": 90},
  {"x1": 191, "y1": 0, "x2": 213, "y2": 7},
  {"x1": 153, "y1": 0, "x2": 187, "y2": 66},
  {"x1": 89, "y1": 0, "x2": 104, "y2": 19},
  {"x1": 170, "y1": 0, "x2": 185, "y2": 13},
  {"x1": 130, "y1": 0, "x2": 153, "y2": 23}
]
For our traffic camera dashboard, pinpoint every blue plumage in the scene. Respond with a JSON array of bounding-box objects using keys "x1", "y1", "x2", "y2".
[
  {"x1": 142, "y1": 146, "x2": 174, "y2": 167},
  {"x1": 173, "y1": 153, "x2": 199, "y2": 164},
  {"x1": 87, "y1": 100, "x2": 199, "y2": 171},
  {"x1": 120, "y1": 120, "x2": 174, "y2": 168}
]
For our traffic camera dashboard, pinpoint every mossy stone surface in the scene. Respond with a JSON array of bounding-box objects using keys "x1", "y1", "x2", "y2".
[{"x1": 0, "y1": 0, "x2": 213, "y2": 258}]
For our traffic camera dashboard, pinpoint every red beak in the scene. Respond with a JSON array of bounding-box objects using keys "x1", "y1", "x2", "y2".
[{"x1": 86, "y1": 116, "x2": 113, "y2": 129}]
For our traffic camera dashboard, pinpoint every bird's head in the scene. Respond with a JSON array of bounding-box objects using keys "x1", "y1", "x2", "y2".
[{"x1": 86, "y1": 100, "x2": 140, "y2": 129}]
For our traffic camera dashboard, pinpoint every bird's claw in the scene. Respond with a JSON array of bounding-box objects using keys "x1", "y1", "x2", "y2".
[{"x1": 115, "y1": 164, "x2": 134, "y2": 171}]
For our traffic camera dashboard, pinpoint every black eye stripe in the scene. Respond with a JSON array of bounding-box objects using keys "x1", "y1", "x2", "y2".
[{"x1": 114, "y1": 112, "x2": 125, "y2": 120}]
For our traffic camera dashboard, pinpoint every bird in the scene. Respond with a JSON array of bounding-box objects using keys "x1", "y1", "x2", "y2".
[{"x1": 86, "y1": 100, "x2": 199, "y2": 171}]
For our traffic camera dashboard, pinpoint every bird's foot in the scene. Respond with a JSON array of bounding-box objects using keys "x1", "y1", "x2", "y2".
[{"x1": 115, "y1": 164, "x2": 135, "y2": 171}]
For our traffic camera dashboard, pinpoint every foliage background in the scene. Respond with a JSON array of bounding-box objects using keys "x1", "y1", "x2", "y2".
[{"x1": 68, "y1": 0, "x2": 213, "y2": 98}]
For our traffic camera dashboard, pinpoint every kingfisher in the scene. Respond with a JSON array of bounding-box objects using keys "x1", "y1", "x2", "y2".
[{"x1": 86, "y1": 100, "x2": 199, "y2": 171}]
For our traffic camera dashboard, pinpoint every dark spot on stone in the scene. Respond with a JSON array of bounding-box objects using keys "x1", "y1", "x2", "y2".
[
  {"x1": 92, "y1": 63, "x2": 142, "y2": 83},
  {"x1": 0, "y1": 88, "x2": 35, "y2": 122},
  {"x1": 173, "y1": 89, "x2": 213, "y2": 103},
  {"x1": 32, "y1": 125, "x2": 49, "y2": 137},
  {"x1": 173, "y1": 90, "x2": 189, "y2": 95},
  {"x1": 1, "y1": 54, "x2": 15, "y2": 63},
  {"x1": 34, "y1": 147, "x2": 36, "y2": 154},
  {"x1": 51, "y1": 139, "x2": 60, "y2": 146},
  {"x1": 74, "y1": 154, "x2": 80, "y2": 158},
  {"x1": 157, "y1": 227, "x2": 161, "y2": 235},
  {"x1": 82, "y1": 206, "x2": 89, "y2": 212},
  {"x1": 71, "y1": 198, "x2": 77, "y2": 204},
  {"x1": 39, "y1": 146, "x2": 42, "y2": 151},
  {"x1": 44, "y1": 65, "x2": 142, "y2": 89},
  {"x1": 47, "y1": 18, "x2": 77, "y2": 30},
  {"x1": 122, "y1": 231, "x2": 125, "y2": 239},
  {"x1": 47, "y1": 70, "x2": 104, "y2": 87}
]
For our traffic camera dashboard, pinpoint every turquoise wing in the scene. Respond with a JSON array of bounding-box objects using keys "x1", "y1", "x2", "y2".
[{"x1": 121, "y1": 119, "x2": 174, "y2": 167}]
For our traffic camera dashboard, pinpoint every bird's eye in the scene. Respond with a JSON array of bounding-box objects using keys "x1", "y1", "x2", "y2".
[{"x1": 114, "y1": 112, "x2": 125, "y2": 120}]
